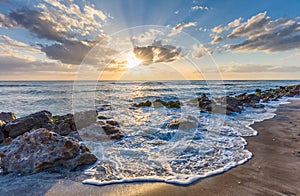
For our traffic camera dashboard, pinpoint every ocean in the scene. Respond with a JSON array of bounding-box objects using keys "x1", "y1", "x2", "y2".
[{"x1": 0, "y1": 80, "x2": 299, "y2": 185}]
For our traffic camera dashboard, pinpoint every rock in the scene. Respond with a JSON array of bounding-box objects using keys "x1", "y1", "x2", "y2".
[
  {"x1": 66, "y1": 131, "x2": 82, "y2": 141},
  {"x1": 0, "y1": 128, "x2": 97, "y2": 174},
  {"x1": 73, "y1": 110, "x2": 98, "y2": 130},
  {"x1": 0, "y1": 120, "x2": 5, "y2": 127},
  {"x1": 198, "y1": 94, "x2": 214, "y2": 112},
  {"x1": 106, "y1": 120, "x2": 119, "y2": 126},
  {"x1": 4, "y1": 111, "x2": 53, "y2": 138},
  {"x1": 255, "y1": 88, "x2": 262, "y2": 95},
  {"x1": 54, "y1": 114, "x2": 76, "y2": 136},
  {"x1": 101, "y1": 123, "x2": 124, "y2": 140},
  {"x1": 0, "y1": 112, "x2": 16, "y2": 123},
  {"x1": 101, "y1": 124, "x2": 120, "y2": 135},
  {"x1": 251, "y1": 104, "x2": 265, "y2": 109},
  {"x1": 236, "y1": 93, "x2": 260, "y2": 105},
  {"x1": 133, "y1": 100, "x2": 152, "y2": 107},
  {"x1": 0, "y1": 129, "x2": 4, "y2": 143},
  {"x1": 166, "y1": 118, "x2": 197, "y2": 130},
  {"x1": 164, "y1": 100, "x2": 181, "y2": 108},
  {"x1": 97, "y1": 115, "x2": 107, "y2": 120},
  {"x1": 219, "y1": 96, "x2": 242, "y2": 113},
  {"x1": 153, "y1": 100, "x2": 165, "y2": 108}
]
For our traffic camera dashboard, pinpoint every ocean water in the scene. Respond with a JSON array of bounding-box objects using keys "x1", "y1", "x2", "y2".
[{"x1": 0, "y1": 80, "x2": 299, "y2": 185}]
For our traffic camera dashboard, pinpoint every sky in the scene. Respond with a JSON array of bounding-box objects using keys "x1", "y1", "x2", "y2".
[{"x1": 0, "y1": 0, "x2": 299, "y2": 80}]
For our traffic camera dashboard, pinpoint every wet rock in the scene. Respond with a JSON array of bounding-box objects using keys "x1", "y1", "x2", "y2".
[
  {"x1": 4, "y1": 111, "x2": 53, "y2": 138},
  {"x1": 153, "y1": 100, "x2": 165, "y2": 108},
  {"x1": 66, "y1": 131, "x2": 82, "y2": 141},
  {"x1": 106, "y1": 120, "x2": 119, "y2": 127},
  {"x1": 101, "y1": 124, "x2": 120, "y2": 135},
  {"x1": 166, "y1": 118, "x2": 197, "y2": 130},
  {"x1": 133, "y1": 100, "x2": 152, "y2": 107},
  {"x1": 251, "y1": 103, "x2": 265, "y2": 109},
  {"x1": 97, "y1": 115, "x2": 108, "y2": 120},
  {"x1": 73, "y1": 110, "x2": 98, "y2": 130},
  {"x1": 198, "y1": 94, "x2": 214, "y2": 112},
  {"x1": 236, "y1": 93, "x2": 260, "y2": 105},
  {"x1": 53, "y1": 114, "x2": 76, "y2": 136},
  {"x1": 0, "y1": 112, "x2": 16, "y2": 123},
  {"x1": 101, "y1": 123, "x2": 124, "y2": 139},
  {"x1": 163, "y1": 100, "x2": 181, "y2": 108},
  {"x1": 219, "y1": 96, "x2": 242, "y2": 113},
  {"x1": 255, "y1": 88, "x2": 262, "y2": 95},
  {"x1": 0, "y1": 128, "x2": 97, "y2": 174},
  {"x1": 0, "y1": 128, "x2": 5, "y2": 143}
]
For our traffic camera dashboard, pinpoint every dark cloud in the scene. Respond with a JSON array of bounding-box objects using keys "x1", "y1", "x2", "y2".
[
  {"x1": 133, "y1": 40, "x2": 182, "y2": 65},
  {"x1": 8, "y1": 7, "x2": 66, "y2": 42},
  {"x1": 0, "y1": 1, "x2": 107, "y2": 65},
  {"x1": 40, "y1": 39, "x2": 94, "y2": 65}
]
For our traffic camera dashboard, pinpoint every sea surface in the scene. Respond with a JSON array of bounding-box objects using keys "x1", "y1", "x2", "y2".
[{"x1": 0, "y1": 80, "x2": 299, "y2": 185}]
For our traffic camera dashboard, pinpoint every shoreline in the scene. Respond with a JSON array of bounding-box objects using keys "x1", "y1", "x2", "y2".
[{"x1": 41, "y1": 99, "x2": 300, "y2": 195}]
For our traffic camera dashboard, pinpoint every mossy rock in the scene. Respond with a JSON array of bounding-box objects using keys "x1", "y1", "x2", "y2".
[{"x1": 52, "y1": 115, "x2": 60, "y2": 123}]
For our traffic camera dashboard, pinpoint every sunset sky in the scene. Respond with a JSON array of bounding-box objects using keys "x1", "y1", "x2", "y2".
[{"x1": 0, "y1": 0, "x2": 299, "y2": 80}]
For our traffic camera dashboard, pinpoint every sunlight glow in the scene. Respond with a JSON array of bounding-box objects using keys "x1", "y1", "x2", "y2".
[{"x1": 126, "y1": 52, "x2": 142, "y2": 68}]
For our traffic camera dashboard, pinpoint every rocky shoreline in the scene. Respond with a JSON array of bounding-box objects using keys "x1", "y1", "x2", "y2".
[
  {"x1": 0, "y1": 84, "x2": 299, "y2": 177},
  {"x1": 133, "y1": 84, "x2": 300, "y2": 114},
  {"x1": 0, "y1": 110, "x2": 125, "y2": 175}
]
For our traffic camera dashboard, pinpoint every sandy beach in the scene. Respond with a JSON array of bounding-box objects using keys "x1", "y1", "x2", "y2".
[
  {"x1": 0, "y1": 99, "x2": 299, "y2": 196},
  {"x1": 39, "y1": 99, "x2": 300, "y2": 196}
]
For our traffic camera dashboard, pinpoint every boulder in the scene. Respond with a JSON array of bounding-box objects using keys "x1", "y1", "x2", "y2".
[
  {"x1": 53, "y1": 111, "x2": 97, "y2": 136},
  {"x1": 73, "y1": 110, "x2": 98, "y2": 130},
  {"x1": 97, "y1": 115, "x2": 108, "y2": 120},
  {"x1": 53, "y1": 114, "x2": 76, "y2": 136},
  {"x1": 198, "y1": 94, "x2": 214, "y2": 112},
  {"x1": 166, "y1": 118, "x2": 197, "y2": 130},
  {"x1": 0, "y1": 120, "x2": 7, "y2": 143},
  {"x1": 106, "y1": 120, "x2": 119, "y2": 127},
  {"x1": 236, "y1": 93, "x2": 260, "y2": 105},
  {"x1": 0, "y1": 129, "x2": 4, "y2": 144},
  {"x1": 101, "y1": 123, "x2": 124, "y2": 139},
  {"x1": 133, "y1": 100, "x2": 152, "y2": 107},
  {"x1": 4, "y1": 111, "x2": 53, "y2": 138},
  {"x1": 0, "y1": 112, "x2": 16, "y2": 123},
  {"x1": 219, "y1": 96, "x2": 242, "y2": 113},
  {"x1": 0, "y1": 128, "x2": 97, "y2": 174}
]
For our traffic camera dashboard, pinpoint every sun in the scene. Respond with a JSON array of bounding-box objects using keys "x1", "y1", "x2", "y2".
[{"x1": 125, "y1": 52, "x2": 142, "y2": 68}]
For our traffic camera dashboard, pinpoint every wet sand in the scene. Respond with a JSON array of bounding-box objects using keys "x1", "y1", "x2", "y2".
[{"x1": 2, "y1": 99, "x2": 300, "y2": 196}]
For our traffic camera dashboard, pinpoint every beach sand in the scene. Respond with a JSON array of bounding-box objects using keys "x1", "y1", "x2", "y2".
[{"x1": 2, "y1": 99, "x2": 300, "y2": 196}]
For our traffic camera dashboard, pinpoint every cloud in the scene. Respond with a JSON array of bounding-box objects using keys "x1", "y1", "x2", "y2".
[
  {"x1": 212, "y1": 12, "x2": 300, "y2": 52},
  {"x1": 227, "y1": 12, "x2": 270, "y2": 39},
  {"x1": 0, "y1": 13, "x2": 17, "y2": 28},
  {"x1": 192, "y1": 44, "x2": 212, "y2": 58},
  {"x1": 133, "y1": 40, "x2": 182, "y2": 65},
  {"x1": 227, "y1": 13, "x2": 300, "y2": 52},
  {"x1": 210, "y1": 35, "x2": 223, "y2": 44},
  {"x1": 0, "y1": 35, "x2": 40, "y2": 53},
  {"x1": 211, "y1": 25, "x2": 224, "y2": 34},
  {"x1": 191, "y1": 6, "x2": 208, "y2": 11},
  {"x1": 0, "y1": 0, "x2": 107, "y2": 64},
  {"x1": 211, "y1": 17, "x2": 242, "y2": 34},
  {"x1": 0, "y1": 36, "x2": 75, "y2": 76},
  {"x1": 169, "y1": 22, "x2": 197, "y2": 36},
  {"x1": 221, "y1": 64, "x2": 300, "y2": 73}
]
